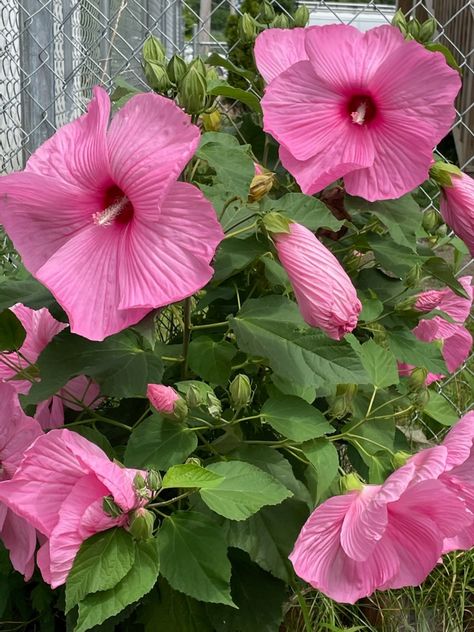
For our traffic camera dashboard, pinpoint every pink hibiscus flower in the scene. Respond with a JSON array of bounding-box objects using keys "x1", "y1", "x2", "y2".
[
  {"x1": 398, "y1": 277, "x2": 473, "y2": 384},
  {"x1": 289, "y1": 446, "x2": 472, "y2": 603},
  {"x1": 273, "y1": 222, "x2": 361, "y2": 339},
  {"x1": 0, "y1": 382, "x2": 42, "y2": 579},
  {"x1": 439, "y1": 172, "x2": 474, "y2": 257},
  {"x1": 0, "y1": 304, "x2": 101, "y2": 429},
  {"x1": 0, "y1": 87, "x2": 224, "y2": 341},
  {"x1": 254, "y1": 25, "x2": 461, "y2": 200},
  {"x1": 0, "y1": 429, "x2": 149, "y2": 587}
]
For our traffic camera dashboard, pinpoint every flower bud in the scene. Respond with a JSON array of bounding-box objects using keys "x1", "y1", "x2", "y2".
[
  {"x1": 422, "y1": 208, "x2": 442, "y2": 233},
  {"x1": 146, "y1": 469, "x2": 162, "y2": 492},
  {"x1": 293, "y1": 5, "x2": 309, "y2": 27},
  {"x1": 143, "y1": 35, "x2": 166, "y2": 64},
  {"x1": 186, "y1": 456, "x2": 202, "y2": 467},
  {"x1": 179, "y1": 65, "x2": 208, "y2": 115},
  {"x1": 408, "y1": 366, "x2": 428, "y2": 391},
  {"x1": 430, "y1": 161, "x2": 463, "y2": 188},
  {"x1": 339, "y1": 473, "x2": 364, "y2": 494},
  {"x1": 134, "y1": 473, "x2": 147, "y2": 491},
  {"x1": 405, "y1": 263, "x2": 423, "y2": 288},
  {"x1": 419, "y1": 17, "x2": 437, "y2": 43},
  {"x1": 391, "y1": 9, "x2": 407, "y2": 32},
  {"x1": 186, "y1": 384, "x2": 203, "y2": 408},
  {"x1": 102, "y1": 495, "x2": 123, "y2": 518},
  {"x1": 206, "y1": 67, "x2": 219, "y2": 83},
  {"x1": 249, "y1": 172, "x2": 275, "y2": 202},
  {"x1": 201, "y1": 109, "x2": 221, "y2": 132},
  {"x1": 238, "y1": 13, "x2": 258, "y2": 42},
  {"x1": 190, "y1": 57, "x2": 207, "y2": 77},
  {"x1": 167, "y1": 54, "x2": 187, "y2": 85},
  {"x1": 413, "y1": 387, "x2": 430, "y2": 410},
  {"x1": 392, "y1": 450, "x2": 412, "y2": 469},
  {"x1": 395, "y1": 296, "x2": 417, "y2": 312},
  {"x1": 271, "y1": 13, "x2": 290, "y2": 29},
  {"x1": 128, "y1": 508, "x2": 155, "y2": 541},
  {"x1": 261, "y1": 0, "x2": 275, "y2": 23},
  {"x1": 407, "y1": 18, "x2": 421, "y2": 39},
  {"x1": 144, "y1": 61, "x2": 172, "y2": 93},
  {"x1": 206, "y1": 392, "x2": 222, "y2": 418},
  {"x1": 229, "y1": 374, "x2": 252, "y2": 410},
  {"x1": 262, "y1": 211, "x2": 292, "y2": 234},
  {"x1": 147, "y1": 384, "x2": 188, "y2": 421}
]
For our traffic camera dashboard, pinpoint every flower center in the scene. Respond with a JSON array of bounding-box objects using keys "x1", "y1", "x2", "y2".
[
  {"x1": 93, "y1": 185, "x2": 134, "y2": 227},
  {"x1": 347, "y1": 94, "x2": 376, "y2": 126}
]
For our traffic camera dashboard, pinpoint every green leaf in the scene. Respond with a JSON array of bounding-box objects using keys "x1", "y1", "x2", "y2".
[
  {"x1": 162, "y1": 463, "x2": 224, "y2": 489},
  {"x1": 197, "y1": 133, "x2": 255, "y2": 199},
  {"x1": 346, "y1": 194, "x2": 422, "y2": 251},
  {"x1": 422, "y1": 257, "x2": 469, "y2": 298},
  {"x1": 213, "y1": 237, "x2": 267, "y2": 282},
  {"x1": 425, "y1": 43, "x2": 462, "y2": 73},
  {"x1": 28, "y1": 329, "x2": 163, "y2": 401},
  {"x1": 388, "y1": 330, "x2": 447, "y2": 374},
  {"x1": 301, "y1": 438, "x2": 339, "y2": 503},
  {"x1": 75, "y1": 538, "x2": 160, "y2": 632},
  {"x1": 229, "y1": 296, "x2": 369, "y2": 390},
  {"x1": 261, "y1": 395, "x2": 333, "y2": 442},
  {"x1": 158, "y1": 511, "x2": 233, "y2": 606},
  {"x1": 267, "y1": 193, "x2": 343, "y2": 232},
  {"x1": 0, "y1": 309, "x2": 26, "y2": 351},
  {"x1": 0, "y1": 270, "x2": 59, "y2": 314},
  {"x1": 139, "y1": 583, "x2": 213, "y2": 632},
  {"x1": 358, "y1": 292, "x2": 384, "y2": 322},
  {"x1": 110, "y1": 78, "x2": 141, "y2": 109},
  {"x1": 225, "y1": 499, "x2": 309, "y2": 582},
  {"x1": 207, "y1": 81, "x2": 262, "y2": 114},
  {"x1": 200, "y1": 460, "x2": 292, "y2": 521},
  {"x1": 66, "y1": 529, "x2": 135, "y2": 613},
  {"x1": 124, "y1": 415, "x2": 197, "y2": 470},
  {"x1": 206, "y1": 52, "x2": 255, "y2": 80},
  {"x1": 423, "y1": 391, "x2": 459, "y2": 426},
  {"x1": 368, "y1": 234, "x2": 423, "y2": 276},
  {"x1": 347, "y1": 336, "x2": 399, "y2": 388},
  {"x1": 188, "y1": 337, "x2": 237, "y2": 384},
  {"x1": 343, "y1": 417, "x2": 396, "y2": 460}
]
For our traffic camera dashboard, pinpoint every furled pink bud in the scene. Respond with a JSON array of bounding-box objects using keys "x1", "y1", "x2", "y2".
[
  {"x1": 439, "y1": 171, "x2": 474, "y2": 257},
  {"x1": 146, "y1": 384, "x2": 182, "y2": 416},
  {"x1": 273, "y1": 222, "x2": 361, "y2": 340}
]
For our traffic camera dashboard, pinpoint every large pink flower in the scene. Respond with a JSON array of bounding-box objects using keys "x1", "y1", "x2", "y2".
[
  {"x1": 398, "y1": 277, "x2": 473, "y2": 383},
  {"x1": 439, "y1": 172, "x2": 474, "y2": 257},
  {"x1": 274, "y1": 222, "x2": 361, "y2": 339},
  {"x1": 0, "y1": 382, "x2": 42, "y2": 579},
  {"x1": 0, "y1": 429, "x2": 148, "y2": 587},
  {"x1": 0, "y1": 87, "x2": 224, "y2": 341},
  {"x1": 255, "y1": 25, "x2": 460, "y2": 200},
  {"x1": 0, "y1": 304, "x2": 101, "y2": 428},
  {"x1": 289, "y1": 446, "x2": 472, "y2": 603}
]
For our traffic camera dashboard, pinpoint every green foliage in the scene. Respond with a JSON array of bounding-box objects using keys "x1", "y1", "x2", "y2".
[{"x1": 0, "y1": 308, "x2": 26, "y2": 351}]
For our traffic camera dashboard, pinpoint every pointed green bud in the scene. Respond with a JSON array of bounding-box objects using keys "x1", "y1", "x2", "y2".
[
  {"x1": 408, "y1": 18, "x2": 421, "y2": 39},
  {"x1": 128, "y1": 508, "x2": 155, "y2": 541},
  {"x1": 262, "y1": 212, "x2": 292, "y2": 235},
  {"x1": 419, "y1": 17, "x2": 437, "y2": 43},
  {"x1": 430, "y1": 161, "x2": 463, "y2": 188},
  {"x1": 186, "y1": 384, "x2": 203, "y2": 408},
  {"x1": 395, "y1": 296, "x2": 417, "y2": 312},
  {"x1": 261, "y1": 1, "x2": 275, "y2": 23},
  {"x1": 102, "y1": 496, "x2": 123, "y2": 518},
  {"x1": 339, "y1": 473, "x2": 364, "y2": 494},
  {"x1": 414, "y1": 387, "x2": 430, "y2": 410},
  {"x1": 229, "y1": 374, "x2": 252, "y2": 410},
  {"x1": 146, "y1": 469, "x2": 162, "y2": 492},
  {"x1": 143, "y1": 35, "x2": 166, "y2": 64},
  {"x1": 422, "y1": 208, "x2": 442, "y2": 233},
  {"x1": 293, "y1": 5, "x2": 309, "y2": 27},
  {"x1": 391, "y1": 9, "x2": 407, "y2": 31},
  {"x1": 405, "y1": 263, "x2": 423, "y2": 288},
  {"x1": 336, "y1": 383, "x2": 358, "y2": 399},
  {"x1": 167, "y1": 54, "x2": 187, "y2": 85},
  {"x1": 191, "y1": 57, "x2": 207, "y2": 77},
  {"x1": 172, "y1": 397, "x2": 189, "y2": 422},
  {"x1": 206, "y1": 67, "x2": 219, "y2": 83},
  {"x1": 239, "y1": 13, "x2": 257, "y2": 42},
  {"x1": 134, "y1": 473, "x2": 147, "y2": 491},
  {"x1": 271, "y1": 13, "x2": 290, "y2": 29},
  {"x1": 206, "y1": 392, "x2": 222, "y2": 418},
  {"x1": 179, "y1": 65, "x2": 208, "y2": 115},
  {"x1": 392, "y1": 450, "x2": 412, "y2": 469},
  {"x1": 408, "y1": 366, "x2": 428, "y2": 391},
  {"x1": 144, "y1": 61, "x2": 172, "y2": 93},
  {"x1": 186, "y1": 457, "x2": 202, "y2": 467}
]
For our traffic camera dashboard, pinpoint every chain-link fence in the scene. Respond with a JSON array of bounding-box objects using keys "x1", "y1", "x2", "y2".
[{"x1": 1, "y1": 0, "x2": 473, "y2": 419}]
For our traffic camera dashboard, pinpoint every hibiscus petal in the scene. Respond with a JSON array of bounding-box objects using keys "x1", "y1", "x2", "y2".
[
  {"x1": 254, "y1": 28, "x2": 308, "y2": 84},
  {"x1": 107, "y1": 93, "x2": 200, "y2": 214},
  {"x1": 34, "y1": 396, "x2": 65, "y2": 430},
  {"x1": 36, "y1": 224, "x2": 149, "y2": 341},
  {"x1": 0, "y1": 510, "x2": 37, "y2": 580},
  {"x1": 118, "y1": 182, "x2": 224, "y2": 310},
  {"x1": 25, "y1": 86, "x2": 112, "y2": 192},
  {"x1": 415, "y1": 277, "x2": 473, "y2": 322},
  {"x1": 442, "y1": 412, "x2": 474, "y2": 472}
]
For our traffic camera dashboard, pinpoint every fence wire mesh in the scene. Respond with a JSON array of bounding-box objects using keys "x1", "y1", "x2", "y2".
[{"x1": 0, "y1": 0, "x2": 473, "y2": 423}]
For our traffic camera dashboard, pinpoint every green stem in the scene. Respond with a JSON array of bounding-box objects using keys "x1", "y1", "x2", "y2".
[
  {"x1": 219, "y1": 195, "x2": 241, "y2": 220},
  {"x1": 148, "y1": 490, "x2": 193, "y2": 508},
  {"x1": 292, "y1": 582, "x2": 313, "y2": 632},
  {"x1": 191, "y1": 321, "x2": 229, "y2": 331},
  {"x1": 225, "y1": 220, "x2": 258, "y2": 240},
  {"x1": 62, "y1": 416, "x2": 132, "y2": 432},
  {"x1": 366, "y1": 385, "x2": 378, "y2": 418},
  {"x1": 182, "y1": 298, "x2": 192, "y2": 378}
]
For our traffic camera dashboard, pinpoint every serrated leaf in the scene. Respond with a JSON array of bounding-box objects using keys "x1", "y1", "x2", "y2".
[
  {"x1": 261, "y1": 395, "x2": 333, "y2": 441},
  {"x1": 162, "y1": 463, "x2": 224, "y2": 489},
  {"x1": 347, "y1": 336, "x2": 399, "y2": 388},
  {"x1": 267, "y1": 193, "x2": 343, "y2": 232},
  {"x1": 0, "y1": 309, "x2": 26, "y2": 351},
  {"x1": 66, "y1": 529, "x2": 135, "y2": 613},
  {"x1": 75, "y1": 538, "x2": 160, "y2": 632},
  {"x1": 158, "y1": 511, "x2": 233, "y2": 606},
  {"x1": 188, "y1": 337, "x2": 237, "y2": 384},
  {"x1": 124, "y1": 415, "x2": 197, "y2": 470},
  {"x1": 301, "y1": 438, "x2": 339, "y2": 504},
  {"x1": 388, "y1": 329, "x2": 447, "y2": 374},
  {"x1": 200, "y1": 460, "x2": 292, "y2": 521},
  {"x1": 229, "y1": 296, "x2": 369, "y2": 390}
]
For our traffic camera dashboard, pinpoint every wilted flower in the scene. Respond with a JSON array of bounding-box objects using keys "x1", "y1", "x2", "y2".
[
  {"x1": 0, "y1": 382, "x2": 42, "y2": 579},
  {"x1": 273, "y1": 222, "x2": 361, "y2": 339},
  {"x1": 0, "y1": 87, "x2": 223, "y2": 341},
  {"x1": 254, "y1": 25, "x2": 460, "y2": 200},
  {"x1": 438, "y1": 171, "x2": 474, "y2": 257},
  {"x1": 0, "y1": 429, "x2": 148, "y2": 587}
]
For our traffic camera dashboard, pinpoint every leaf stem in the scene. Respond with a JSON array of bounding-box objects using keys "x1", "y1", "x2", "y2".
[
  {"x1": 191, "y1": 321, "x2": 229, "y2": 331},
  {"x1": 182, "y1": 298, "x2": 192, "y2": 378},
  {"x1": 225, "y1": 220, "x2": 258, "y2": 240}
]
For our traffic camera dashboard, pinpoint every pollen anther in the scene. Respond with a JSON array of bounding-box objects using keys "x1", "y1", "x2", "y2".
[{"x1": 93, "y1": 197, "x2": 130, "y2": 227}]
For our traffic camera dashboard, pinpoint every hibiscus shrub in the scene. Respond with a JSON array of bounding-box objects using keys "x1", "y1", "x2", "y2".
[{"x1": 0, "y1": 12, "x2": 474, "y2": 632}]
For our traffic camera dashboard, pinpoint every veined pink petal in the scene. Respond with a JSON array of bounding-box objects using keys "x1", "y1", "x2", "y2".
[
  {"x1": 414, "y1": 317, "x2": 472, "y2": 374},
  {"x1": 106, "y1": 93, "x2": 200, "y2": 215},
  {"x1": 34, "y1": 395, "x2": 66, "y2": 431},
  {"x1": 147, "y1": 384, "x2": 179, "y2": 414},
  {"x1": 0, "y1": 511, "x2": 37, "y2": 580},
  {"x1": 118, "y1": 182, "x2": 224, "y2": 311},
  {"x1": 440, "y1": 173, "x2": 474, "y2": 257},
  {"x1": 415, "y1": 276, "x2": 473, "y2": 322},
  {"x1": 26, "y1": 86, "x2": 112, "y2": 193},
  {"x1": 254, "y1": 28, "x2": 308, "y2": 84},
  {"x1": 274, "y1": 222, "x2": 361, "y2": 339},
  {"x1": 442, "y1": 411, "x2": 474, "y2": 473}
]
